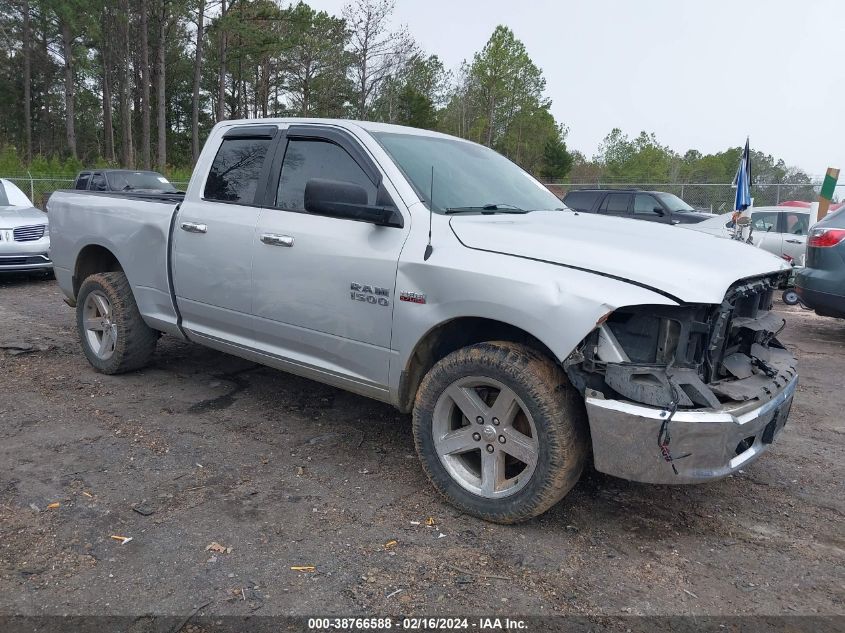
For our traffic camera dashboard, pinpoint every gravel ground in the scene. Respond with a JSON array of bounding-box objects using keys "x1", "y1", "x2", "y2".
[{"x1": 0, "y1": 274, "x2": 843, "y2": 624}]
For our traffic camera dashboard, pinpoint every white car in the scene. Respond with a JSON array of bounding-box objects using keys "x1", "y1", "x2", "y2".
[
  {"x1": 682, "y1": 205, "x2": 810, "y2": 263},
  {"x1": 0, "y1": 178, "x2": 52, "y2": 273}
]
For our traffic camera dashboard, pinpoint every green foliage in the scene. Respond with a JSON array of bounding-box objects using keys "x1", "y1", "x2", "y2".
[
  {"x1": 0, "y1": 2, "x2": 813, "y2": 189},
  {"x1": 283, "y1": 2, "x2": 352, "y2": 117},
  {"x1": 371, "y1": 54, "x2": 446, "y2": 128},
  {"x1": 541, "y1": 129, "x2": 573, "y2": 181}
]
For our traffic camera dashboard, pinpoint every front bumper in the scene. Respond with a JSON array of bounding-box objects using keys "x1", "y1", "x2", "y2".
[
  {"x1": 584, "y1": 374, "x2": 797, "y2": 484},
  {"x1": 0, "y1": 253, "x2": 52, "y2": 271},
  {"x1": 0, "y1": 236, "x2": 52, "y2": 271}
]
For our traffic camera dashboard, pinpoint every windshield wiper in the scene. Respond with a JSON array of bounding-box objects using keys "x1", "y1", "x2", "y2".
[{"x1": 445, "y1": 203, "x2": 527, "y2": 215}]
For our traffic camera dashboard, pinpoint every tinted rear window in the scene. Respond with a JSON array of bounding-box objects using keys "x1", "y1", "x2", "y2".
[
  {"x1": 204, "y1": 137, "x2": 272, "y2": 204},
  {"x1": 563, "y1": 191, "x2": 600, "y2": 211}
]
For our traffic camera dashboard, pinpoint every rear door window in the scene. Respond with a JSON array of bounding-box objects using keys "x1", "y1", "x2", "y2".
[
  {"x1": 204, "y1": 137, "x2": 273, "y2": 204},
  {"x1": 563, "y1": 191, "x2": 600, "y2": 212},
  {"x1": 75, "y1": 173, "x2": 91, "y2": 190},
  {"x1": 784, "y1": 213, "x2": 809, "y2": 235}
]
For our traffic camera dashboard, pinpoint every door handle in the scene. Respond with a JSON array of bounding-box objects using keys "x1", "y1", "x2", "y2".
[
  {"x1": 260, "y1": 233, "x2": 294, "y2": 247},
  {"x1": 180, "y1": 221, "x2": 207, "y2": 234},
  {"x1": 785, "y1": 239, "x2": 803, "y2": 244}
]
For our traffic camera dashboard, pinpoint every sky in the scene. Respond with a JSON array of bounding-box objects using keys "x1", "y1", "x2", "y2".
[{"x1": 307, "y1": 0, "x2": 845, "y2": 180}]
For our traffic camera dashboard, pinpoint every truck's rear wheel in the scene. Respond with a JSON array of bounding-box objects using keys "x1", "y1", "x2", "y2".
[
  {"x1": 412, "y1": 341, "x2": 588, "y2": 523},
  {"x1": 76, "y1": 272, "x2": 157, "y2": 374}
]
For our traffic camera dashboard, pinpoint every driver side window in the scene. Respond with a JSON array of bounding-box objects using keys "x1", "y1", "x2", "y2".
[
  {"x1": 275, "y1": 139, "x2": 376, "y2": 212},
  {"x1": 633, "y1": 194, "x2": 660, "y2": 216},
  {"x1": 90, "y1": 173, "x2": 108, "y2": 192},
  {"x1": 751, "y1": 211, "x2": 779, "y2": 232}
]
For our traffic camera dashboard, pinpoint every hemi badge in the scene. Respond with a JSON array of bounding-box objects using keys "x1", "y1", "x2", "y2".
[{"x1": 400, "y1": 291, "x2": 426, "y2": 304}]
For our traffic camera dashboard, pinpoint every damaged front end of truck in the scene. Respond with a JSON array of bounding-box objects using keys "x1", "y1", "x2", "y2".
[{"x1": 564, "y1": 272, "x2": 798, "y2": 484}]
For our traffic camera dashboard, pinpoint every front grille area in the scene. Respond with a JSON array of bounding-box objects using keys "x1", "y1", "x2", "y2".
[
  {"x1": 706, "y1": 273, "x2": 784, "y2": 381},
  {"x1": 13, "y1": 224, "x2": 46, "y2": 242}
]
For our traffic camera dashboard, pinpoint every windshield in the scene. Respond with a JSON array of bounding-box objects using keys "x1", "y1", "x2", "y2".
[
  {"x1": 655, "y1": 192, "x2": 695, "y2": 213},
  {"x1": 372, "y1": 132, "x2": 563, "y2": 214},
  {"x1": 106, "y1": 171, "x2": 177, "y2": 192}
]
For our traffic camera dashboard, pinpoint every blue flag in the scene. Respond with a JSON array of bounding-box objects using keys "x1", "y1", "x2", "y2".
[{"x1": 733, "y1": 138, "x2": 751, "y2": 211}]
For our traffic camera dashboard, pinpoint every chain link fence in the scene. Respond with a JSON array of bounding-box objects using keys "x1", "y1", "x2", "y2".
[
  {"x1": 543, "y1": 181, "x2": 845, "y2": 213},
  {"x1": 2, "y1": 174, "x2": 843, "y2": 214}
]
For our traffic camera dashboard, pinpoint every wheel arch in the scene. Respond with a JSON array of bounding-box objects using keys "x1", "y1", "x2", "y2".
[
  {"x1": 73, "y1": 244, "x2": 124, "y2": 298},
  {"x1": 397, "y1": 316, "x2": 558, "y2": 414}
]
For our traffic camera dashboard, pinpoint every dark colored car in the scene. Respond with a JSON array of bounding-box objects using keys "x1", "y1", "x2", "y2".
[
  {"x1": 561, "y1": 189, "x2": 715, "y2": 225},
  {"x1": 795, "y1": 207, "x2": 845, "y2": 318},
  {"x1": 74, "y1": 169, "x2": 179, "y2": 194}
]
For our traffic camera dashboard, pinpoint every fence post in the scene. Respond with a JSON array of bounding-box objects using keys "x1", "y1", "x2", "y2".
[
  {"x1": 776, "y1": 183, "x2": 781, "y2": 205},
  {"x1": 27, "y1": 170, "x2": 34, "y2": 202}
]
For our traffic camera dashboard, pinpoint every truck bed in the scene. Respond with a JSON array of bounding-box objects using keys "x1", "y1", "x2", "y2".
[{"x1": 48, "y1": 189, "x2": 183, "y2": 336}]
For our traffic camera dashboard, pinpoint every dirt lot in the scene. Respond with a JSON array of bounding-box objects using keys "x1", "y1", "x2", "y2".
[{"x1": 0, "y1": 274, "x2": 843, "y2": 624}]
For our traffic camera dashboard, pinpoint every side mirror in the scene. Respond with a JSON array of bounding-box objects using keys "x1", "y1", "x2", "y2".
[
  {"x1": 304, "y1": 178, "x2": 403, "y2": 228},
  {"x1": 653, "y1": 206, "x2": 665, "y2": 216}
]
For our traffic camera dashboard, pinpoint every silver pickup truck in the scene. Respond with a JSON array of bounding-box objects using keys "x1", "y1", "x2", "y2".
[{"x1": 48, "y1": 119, "x2": 797, "y2": 523}]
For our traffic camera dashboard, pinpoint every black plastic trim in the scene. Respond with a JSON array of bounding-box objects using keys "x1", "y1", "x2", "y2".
[
  {"x1": 54, "y1": 189, "x2": 185, "y2": 204},
  {"x1": 260, "y1": 129, "x2": 288, "y2": 208},
  {"x1": 253, "y1": 130, "x2": 284, "y2": 206},
  {"x1": 223, "y1": 125, "x2": 278, "y2": 139}
]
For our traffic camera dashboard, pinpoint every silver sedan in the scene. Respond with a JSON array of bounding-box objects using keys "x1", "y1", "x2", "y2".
[{"x1": 0, "y1": 178, "x2": 51, "y2": 273}]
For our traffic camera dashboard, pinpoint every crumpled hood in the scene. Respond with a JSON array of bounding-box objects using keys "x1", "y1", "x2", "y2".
[
  {"x1": 0, "y1": 205, "x2": 49, "y2": 228},
  {"x1": 449, "y1": 210, "x2": 790, "y2": 304}
]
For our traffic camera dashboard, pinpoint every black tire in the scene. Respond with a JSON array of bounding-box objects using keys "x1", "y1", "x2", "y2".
[
  {"x1": 412, "y1": 341, "x2": 588, "y2": 524},
  {"x1": 76, "y1": 272, "x2": 158, "y2": 374},
  {"x1": 782, "y1": 289, "x2": 799, "y2": 306}
]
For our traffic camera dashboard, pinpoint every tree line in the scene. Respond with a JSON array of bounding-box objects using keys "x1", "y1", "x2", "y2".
[
  {"x1": 563, "y1": 128, "x2": 817, "y2": 206},
  {"x1": 0, "y1": 0, "x2": 571, "y2": 179},
  {"x1": 0, "y1": 0, "x2": 816, "y2": 190}
]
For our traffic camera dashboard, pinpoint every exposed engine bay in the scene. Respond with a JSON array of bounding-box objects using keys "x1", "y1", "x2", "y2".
[{"x1": 565, "y1": 273, "x2": 797, "y2": 410}]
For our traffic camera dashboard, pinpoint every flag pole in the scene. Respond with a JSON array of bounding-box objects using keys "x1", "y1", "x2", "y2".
[{"x1": 817, "y1": 167, "x2": 839, "y2": 221}]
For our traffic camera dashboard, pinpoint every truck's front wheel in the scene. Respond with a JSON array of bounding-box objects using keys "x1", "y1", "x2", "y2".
[
  {"x1": 412, "y1": 341, "x2": 588, "y2": 524},
  {"x1": 76, "y1": 272, "x2": 158, "y2": 374}
]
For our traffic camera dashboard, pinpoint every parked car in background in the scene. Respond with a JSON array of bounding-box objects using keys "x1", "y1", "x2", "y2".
[
  {"x1": 73, "y1": 169, "x2": 180, "y2": 194},
  {"x1": 796, "y1": 207, "x2": 845, "y2": 318},
  {"x1": 0, "y1": 178, "x2": 52, "y2": 273},
  {"x1": 683, "y1": 206, "x2": 810, "y2": 263},
  {"x1": 561, "y1": 189, "x2": 714, "y2": 224}
]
